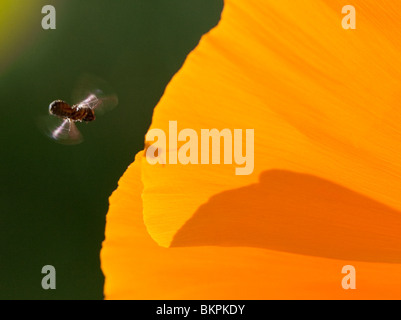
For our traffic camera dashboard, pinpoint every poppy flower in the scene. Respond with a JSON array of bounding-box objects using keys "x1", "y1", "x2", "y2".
[{"x1": 101, "y1": 0, "x2": 401, "y2": 299}]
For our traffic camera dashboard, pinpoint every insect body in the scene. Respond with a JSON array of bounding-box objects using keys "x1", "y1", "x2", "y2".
[
  {"x1": 40, "y1": 75, "x2": 118, "y2": 145},
  {"x1": 49, "y1": 99, "x2": 96, "y2": 122}
]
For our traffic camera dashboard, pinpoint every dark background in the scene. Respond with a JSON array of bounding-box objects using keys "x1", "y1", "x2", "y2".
[{"x1": 0, "y1": 0, "x2": 222, "y2": 299}]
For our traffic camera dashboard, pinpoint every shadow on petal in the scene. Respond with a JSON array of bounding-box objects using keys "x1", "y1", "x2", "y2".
[{"x1": 171, "y1": 170, "x2": 401, "y2": 263}]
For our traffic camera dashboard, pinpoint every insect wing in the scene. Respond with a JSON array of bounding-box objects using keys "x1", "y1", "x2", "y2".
[
  {"x1": 72, "y1": 74, "x2": 118, "y2": 115},
  {"x1": 52, "y1": 119, "x2": 82, "y2": 144},
  {"x1": 37, "y1": 116, "x2": 83, "y2": 145},
  {"x1": 80, "y1": 93, "x2": 101, "y2": 109}
]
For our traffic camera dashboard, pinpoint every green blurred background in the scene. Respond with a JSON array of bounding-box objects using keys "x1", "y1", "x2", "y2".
[{"x1": 0, "y1": 0, "x2": 222, "y2": 299}]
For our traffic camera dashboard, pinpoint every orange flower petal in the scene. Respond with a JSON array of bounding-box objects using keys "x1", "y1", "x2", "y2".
[
  {"x1": 102, "y1": 152, "x2": 401, "y2": 299},
  {"x1": 142, "y1": 0, "x2": 401, "y2": 247},
  {"x1": 102, "y1": 0, "x2": 401, "y2": 299}
]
